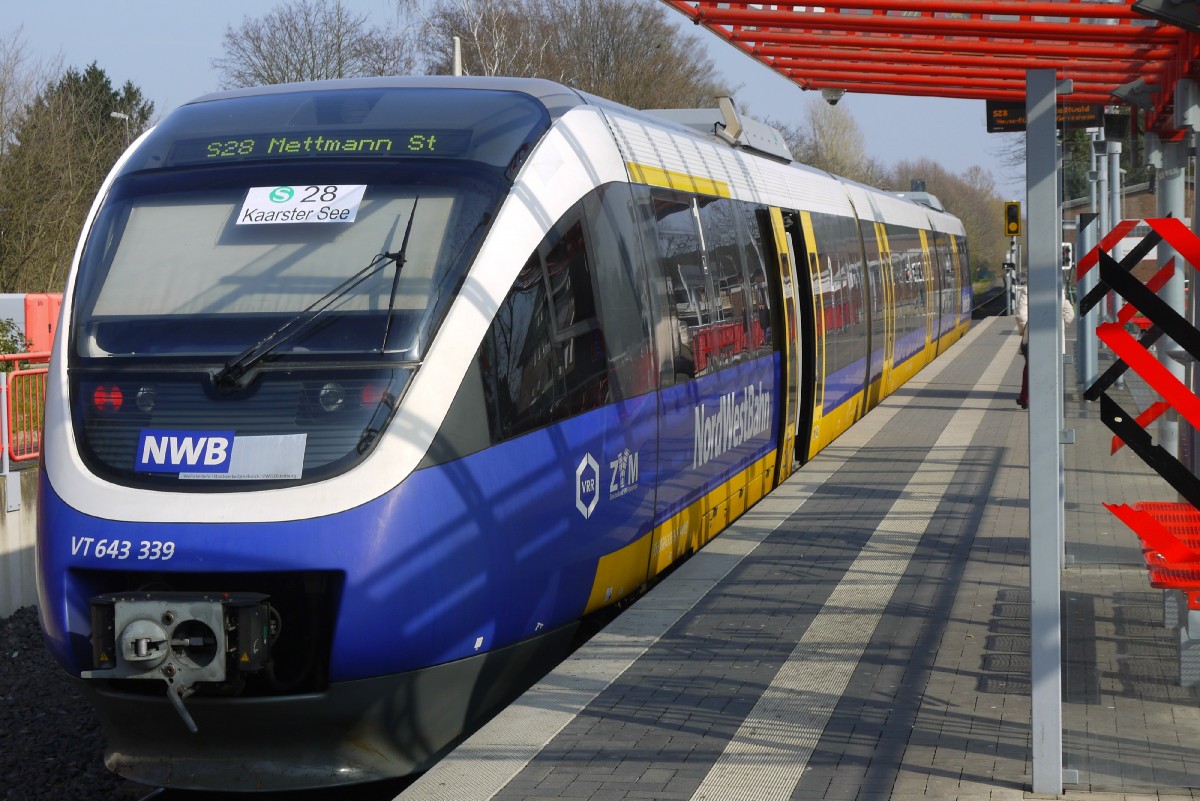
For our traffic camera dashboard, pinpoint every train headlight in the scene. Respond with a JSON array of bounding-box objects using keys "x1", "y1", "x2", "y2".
[
  {"x1": 318, "y1": 382, "x2": 346, "y2": 412},
  {"x1": 136, "y1": 386, "x2": 157, "y2": 413}
]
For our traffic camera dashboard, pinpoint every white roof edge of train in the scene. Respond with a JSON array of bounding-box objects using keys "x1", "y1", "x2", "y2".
[{"x1": 579, "y1": 89, "x2": 965, "y2": 231}]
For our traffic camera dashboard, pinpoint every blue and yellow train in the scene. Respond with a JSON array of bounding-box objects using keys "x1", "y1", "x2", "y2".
[{"x1": 35, "y1": 77, "x2": 970, "y2": 791}]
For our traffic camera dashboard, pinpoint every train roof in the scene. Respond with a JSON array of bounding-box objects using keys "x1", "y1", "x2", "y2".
[
  {"x1": 186, "y1": 75, "x2": 589, "y2": 119},
  {"x1": 187, "y1": 76, "x2": 795, "y2": 163}
]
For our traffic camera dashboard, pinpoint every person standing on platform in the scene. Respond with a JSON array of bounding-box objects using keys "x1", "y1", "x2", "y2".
[{"x1": 1014, "y1": 283, "x2": 1074, "y2": 409}]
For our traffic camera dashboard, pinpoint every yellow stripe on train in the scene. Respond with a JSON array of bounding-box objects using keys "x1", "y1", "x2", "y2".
[
  {"x1": 625, "y1": 162, "x2": 732, "y2": 199},
  {"x1": 583, "y1": 450, "x2": 777, "y2": 614}
]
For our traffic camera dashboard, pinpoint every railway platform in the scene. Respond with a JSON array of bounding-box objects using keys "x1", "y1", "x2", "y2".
[{"x1": 397, "y1": 316, "x2": 1200, "y2": 801}]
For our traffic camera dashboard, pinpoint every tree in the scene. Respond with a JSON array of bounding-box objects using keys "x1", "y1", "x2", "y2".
[
  {"x1": 213, "y1": 0, "x2": 415, "y2": 88},
  {"x1": 0, "y1": 27, "x2": 57, "y2": 155},
  {"x1": 0, "y1": 64, "x2": 153, "y2": 293},
  {"x1": 887, "y1": 157, "x2": 1008, "y2": 287},
  {"x1": 416, "y1": 0, "x2": 551, "y2": 78},
  {"x1": 995, "y1": 112, "x2": 1152, "y2": 204},
  {"x1": 0, "y1": 29, "x2": 32, "y2": 153},
  {"x1": 767, "y1": 98, "x2": 885, "y2": 186},
  {"x1": 417, "y1": 0, "x2": 728, "y2": 109},
  {"x1": 539, "y1": 0, "x2": 728, "y2": 109}
]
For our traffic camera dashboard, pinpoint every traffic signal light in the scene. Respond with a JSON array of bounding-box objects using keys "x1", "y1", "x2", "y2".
[{"x1": 1004, "y1": 201, "x2": 1021, "y2": 237}]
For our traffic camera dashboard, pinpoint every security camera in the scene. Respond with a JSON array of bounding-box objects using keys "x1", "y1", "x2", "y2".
[{"x1": 821, "y1": 88, "x2": 846, "y2": 106}]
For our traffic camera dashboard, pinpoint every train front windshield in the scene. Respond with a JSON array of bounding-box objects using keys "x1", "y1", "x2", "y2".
[
  {"x1": 73, "y1": 167, "x2": 503, "y2": 360},
  {"x1": 66, "y1": 86, "x2": 550, "y2": 489}
]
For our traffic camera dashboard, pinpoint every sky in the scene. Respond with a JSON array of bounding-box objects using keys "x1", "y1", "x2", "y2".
[{"x1": 8, "y1": 0, "x2": 1026, "y2": 200}]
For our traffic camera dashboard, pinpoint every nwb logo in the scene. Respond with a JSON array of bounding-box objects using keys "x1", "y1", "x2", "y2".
[{"x1": 136, "y1": 430, "x2": 235, "y2": 473}]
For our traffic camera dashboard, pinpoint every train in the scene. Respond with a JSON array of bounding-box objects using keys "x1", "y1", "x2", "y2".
[{"x1": 35, "y1": 77, "x2": 970, "y2": 791}]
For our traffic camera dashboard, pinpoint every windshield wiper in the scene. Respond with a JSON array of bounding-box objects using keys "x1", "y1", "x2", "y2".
[
  {"x1": 379, "y1": 196, "x2": 419, "y2": 350},
  {"x1": 213, "y1": 202, "x2": 420, "y2": 392}
]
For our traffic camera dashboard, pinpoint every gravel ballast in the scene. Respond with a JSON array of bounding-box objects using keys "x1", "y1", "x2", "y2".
[{"x1": 0, "y1": 606, "x2": 145, "y2": 801}]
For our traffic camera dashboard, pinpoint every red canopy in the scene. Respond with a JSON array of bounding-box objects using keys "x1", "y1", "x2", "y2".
[{"x1": 659, "y1": 0, "x2": 1196, "y2": 133}]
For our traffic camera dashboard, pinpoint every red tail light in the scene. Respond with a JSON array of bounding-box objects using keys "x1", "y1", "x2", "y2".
[
  {"x1": 361, "y1": 383, "x2": 385, "y2": 406},
  {"x1": 92, "y1": 385, "x2": 124, "y2": 412}
]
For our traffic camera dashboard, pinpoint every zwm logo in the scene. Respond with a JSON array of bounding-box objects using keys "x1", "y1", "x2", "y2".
[
  {"x1": 136, "y1": 430, "x2": 235, "y2": 473},
  {"x1": 609, "y1": 448, "x2": 639, "y2": 500},
  {"x1": 576, "y1": 453, "x2": 599, "y2": 519}
]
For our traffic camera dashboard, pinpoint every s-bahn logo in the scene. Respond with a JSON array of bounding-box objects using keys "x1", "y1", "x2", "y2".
[
  {"x1": 576, "y1": 453, "x2": 599, "y2": 519},
  {"x1": 136, "y1": 429, "x2": 234, "y2": 473}
]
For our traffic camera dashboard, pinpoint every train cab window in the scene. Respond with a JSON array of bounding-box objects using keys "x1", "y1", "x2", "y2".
[
  {"x1": 481, "y1": 255, "x2": 557, "y2": 440},
  {"x1": 545, "y1": 222, "x2": 598, "y2": 335},
  {"x1": 480, "y1": 210, "x2": 610, "y2": 442},
  {"x1": 580, "y1": 185, "x2": 655, "y2": 400},
  {"x1": 544, "y1": 220, "x2": 610, "y2": 419}
]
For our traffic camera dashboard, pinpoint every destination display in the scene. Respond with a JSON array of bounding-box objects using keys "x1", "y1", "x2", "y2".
[
  {"x1": 985, "y1": 101, "x2": 1103, "y2": 133},
  {"x1": 166, "y1": 129, "x2": 472, "y2": 165}
]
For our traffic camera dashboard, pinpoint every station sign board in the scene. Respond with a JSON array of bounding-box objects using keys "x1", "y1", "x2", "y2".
[{"x1": 986, "y1": 101, "x2": 1104, "y2": 133}]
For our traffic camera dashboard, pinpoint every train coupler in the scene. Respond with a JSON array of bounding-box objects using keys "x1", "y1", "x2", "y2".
[{"x1": 82, "y1": 591, "x2": 275, "y2": 732}]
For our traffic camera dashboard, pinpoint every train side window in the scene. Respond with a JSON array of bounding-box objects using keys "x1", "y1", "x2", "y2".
[
  {"x1": 736, "y1": 203, "x2": 773, "y2": 355},
  {"x1": 956, "y1": 237, "x2": 972, "y2": 318},
  {"x1": 649, "y1": 191, "x2": 708, "y2": 382},
  {"x1": 813, "y1": 213, "x2": 869, "y2": 377},
  {"x1": 885, "y1": 223, "x2": 924, "y2": 342},
  {"x1": 696, "y1": 198, "x2": 752, "y2": 372}
]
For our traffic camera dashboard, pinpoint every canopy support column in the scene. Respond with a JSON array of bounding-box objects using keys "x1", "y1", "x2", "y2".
[{"x1": 1027, "y1": 67, "x2": 1067, "y2": 797}]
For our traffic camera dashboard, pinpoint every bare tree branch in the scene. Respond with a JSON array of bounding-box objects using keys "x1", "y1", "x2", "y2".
[
  {"x1": 417, "y1": 0, "x2": 728, "y2": 108},
  {"x1": 213, "y1": 0, "x2": 416, "y2": 89}
]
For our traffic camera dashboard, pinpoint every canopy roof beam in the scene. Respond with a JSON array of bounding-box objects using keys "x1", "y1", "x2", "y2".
[{"x1": 659, "y1": 0, "x2": 1197, "y2": 131}]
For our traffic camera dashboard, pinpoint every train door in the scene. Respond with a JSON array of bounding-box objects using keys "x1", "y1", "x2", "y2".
[
  {"x1": 919, "y1": 229, "x2": 937, "y2": 360},
  {"x1": 931, "y1": 231, "x2": 952, "y2": 355},
  {"x1": 764, "y1": 207, "x2": 803, "y2": 482},
  {"x1": 871, "y1": 222, "x2": 897, "y2": 405}
]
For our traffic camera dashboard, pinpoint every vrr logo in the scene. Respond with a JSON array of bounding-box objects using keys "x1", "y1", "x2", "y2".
[{"x1": 576, "y1": 453, "x2": 599, "y2": 519}]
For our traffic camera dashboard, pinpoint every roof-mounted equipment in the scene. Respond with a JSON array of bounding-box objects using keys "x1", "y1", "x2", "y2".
[{"x1": 643, "y1": 99, "x2": 794, "y2": 163}]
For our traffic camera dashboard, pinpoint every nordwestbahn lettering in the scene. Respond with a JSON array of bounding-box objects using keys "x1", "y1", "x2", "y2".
[
  {"x1": 693, "y1": 384, "x2": 772, "y2": 469},
  {"x1": 136, "y1": 430, "x2": 235, "y2": 473}
]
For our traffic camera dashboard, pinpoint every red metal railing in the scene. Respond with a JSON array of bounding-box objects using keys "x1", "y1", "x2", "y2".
[{"x1": 0, "y1": 352, "x2": 50, "y2": 463}]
